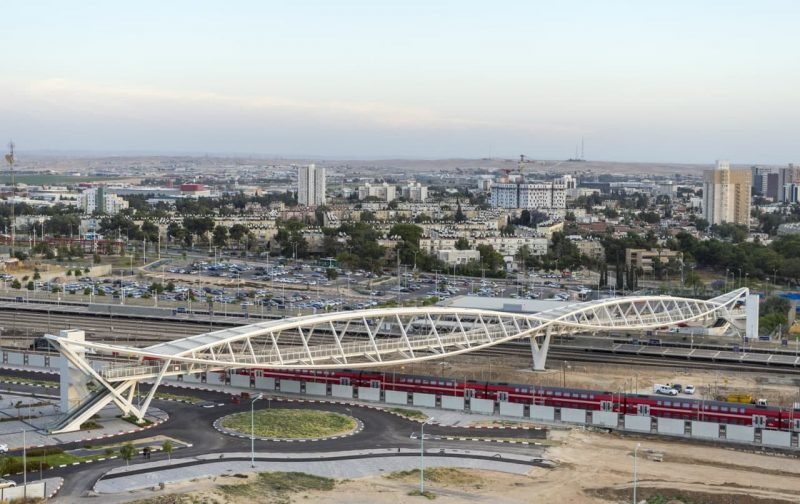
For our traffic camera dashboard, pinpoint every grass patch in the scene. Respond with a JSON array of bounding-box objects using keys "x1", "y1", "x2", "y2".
[
  {"x1": 0, "y1": 374, "x2": 57, "y2": 387},
  {"x1": 0, "y1": 415, "x2": 39, "y2": 422},
  {"x1": 387, "y1": 407, "x2": 428, "y2": 421},
  {"x1": 386, "y1": 468, "x2": 479, "y2": 486},
  {"x1": 407, "y1": 489, "x2": 437, "y2": 499},
  {"x1": 120, "y1": 415, "x2": 153, "y2": 427},
  {"x1": 80, "y1": 420, "x2": 102, "y2": 430},
  {"x1": 219, "y1": 471, "x2": 335, "y2": 501},
  {"x1": 0, "y1": 449, "x2": 103, "y2": 474},
  {"x1": 154, "y1": 391, "x2": 203, "y2": 404},
  {"x1": 220, "y1": 409, "x2": 356, "y2": 439}
]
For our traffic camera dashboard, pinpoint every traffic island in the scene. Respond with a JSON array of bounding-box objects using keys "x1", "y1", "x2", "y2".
[{"x1": 214, "y1": 408, "x2": 362, "y2": 441}]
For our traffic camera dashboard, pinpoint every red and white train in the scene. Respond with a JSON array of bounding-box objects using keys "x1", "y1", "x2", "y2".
[{"x1": 223, "y1": 367, "x2": 800, "y2": 432}]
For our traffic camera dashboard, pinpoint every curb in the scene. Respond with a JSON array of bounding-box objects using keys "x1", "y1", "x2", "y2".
[{"x1": 47, "y1": 477, "x2": 64, "y2": 499}]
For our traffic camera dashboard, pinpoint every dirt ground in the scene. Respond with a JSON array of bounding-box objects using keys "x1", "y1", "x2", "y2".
[
  {"x1": 390, "y1": 355, "x2": 800, "y2": 407},
  {"x1": 125, "y1": 428, "x2": 800, "y2": 504}
]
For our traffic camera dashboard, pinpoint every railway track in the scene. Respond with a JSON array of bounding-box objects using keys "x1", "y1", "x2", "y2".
[
  {"x1": 478, "y1": 346, "x2": 800, "y2": 375},
  {"x1": 1, "y1": 307, "x2": 797, "y2": 375}
]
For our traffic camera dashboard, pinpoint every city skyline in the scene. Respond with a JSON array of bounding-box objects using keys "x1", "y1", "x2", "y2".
[{"x1": 1, "y1": 1, "x2": 798, "y2": 163}]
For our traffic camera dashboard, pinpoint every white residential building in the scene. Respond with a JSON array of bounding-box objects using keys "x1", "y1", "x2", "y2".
[
  {"x1": 80, "y1": 187, "x2": 129, "y2": 215},
  {"x1": 401, "y1": 182, "x2": 428, "y2": 202},
  {"x1": 491, "y1": 180, "x2": 566, "y2": 210},
  {"x1": 297, "y1": 164, "x2": 327, "y2": 206},
  {"x1": 357, "y1": 182, "x2": 397, "y2": 202},
  {"x1": 436, "y1": 249, "x2": 481, "y2": 265}
]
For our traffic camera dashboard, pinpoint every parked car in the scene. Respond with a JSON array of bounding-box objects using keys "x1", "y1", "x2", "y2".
[
  {"x1": 0, "y1": 478, "x2": 15, "y2": 489},
  {"x1": 0, "y1": 444, "x2": 7, "y2": 454},
  {"x1": 671, "y1": 383, "x2": 683, "y2": 393},
  {"x1": 656, "y1": 385, "x2": 678, "y2": 396},
  {"x1": 684, "y1": 384, "x2": 695, "y2": 395}
]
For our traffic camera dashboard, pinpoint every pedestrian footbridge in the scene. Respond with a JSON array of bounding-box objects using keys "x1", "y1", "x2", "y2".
[{"x1": 46, "y1": 288, "x2": 749, "y2": 433}]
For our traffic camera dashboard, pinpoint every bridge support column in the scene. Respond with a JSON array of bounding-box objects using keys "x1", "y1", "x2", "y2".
[
  {"x1": 59, "y1": 329, "x2": 89, "y2": 414},
  {"x1": 530, "y1": 327, "x2": 551, "y2": 371},
  {"x1": 745, "y1": 293, "x2": 759, "y2": 341}
]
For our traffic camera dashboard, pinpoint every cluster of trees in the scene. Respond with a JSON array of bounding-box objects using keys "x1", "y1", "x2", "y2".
[{"x1": 669, "y1": 232, "x2": 800, "y2": 284}]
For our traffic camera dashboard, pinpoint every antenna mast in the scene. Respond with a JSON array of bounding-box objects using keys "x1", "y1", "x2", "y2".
[{"x1": 4, "y1": 141, "x2": 14, "y2": 255}]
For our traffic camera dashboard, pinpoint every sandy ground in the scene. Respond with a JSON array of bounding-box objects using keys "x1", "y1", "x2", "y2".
[
  {"x1": 392, "y1": 355, "x2": 800, "y2": 407},
  {"x1": 121, "y1": 428, "x2": 800, "y2": 504}
]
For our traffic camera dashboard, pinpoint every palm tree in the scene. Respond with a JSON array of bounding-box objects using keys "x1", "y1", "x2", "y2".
[
  {"x1": 162, "y1": 440, "x2": 173, "y2": 463},
  {"x1": 119, "y1": 443, "x2": 136, "y2": 467}
]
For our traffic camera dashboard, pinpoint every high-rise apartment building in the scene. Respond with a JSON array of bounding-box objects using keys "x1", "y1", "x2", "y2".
[
  {"x1": 357, "y1": 182, "x2": 396, "y2": 202},
  {"x1": 401, "y1": 182, "x2": 428, "y2": 202},
  {"x1": 491, "y1": 180, "x2": 566, "y2": 209},
  {"x1": 702, "y1": 160, "x2": 751, "y2": 226},
  {"x1": 778, "y1": 164, "x2": 800, "y2": 203},
  {"x1": 80, "y1": 187, "x2": 129, "y2": 215},
  {"x1": 297, "y1": 164, "x2": 326, "y2": 206}
]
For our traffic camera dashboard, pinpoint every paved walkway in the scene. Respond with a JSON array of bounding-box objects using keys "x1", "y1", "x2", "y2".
[
  {"x1": 94, "y1": 449, "x2": 545, "y2": 494},
  {"x1": 0, "y1": 390, "x2": 168, "y2": 449}
]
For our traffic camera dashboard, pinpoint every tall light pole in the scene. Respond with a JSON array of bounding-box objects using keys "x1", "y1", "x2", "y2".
[
  {"x1": 633, "y1": 442, "x2": 641, "y2": 504},
  {"x1": 420, "y1": 417, "x2": 434, "y2": 495},
  {"x1": 250, "y1": 393, "x2": 263, "y2": 467}
]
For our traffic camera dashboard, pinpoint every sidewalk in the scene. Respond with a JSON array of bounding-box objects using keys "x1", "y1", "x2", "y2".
[{"x1": 94, "y1": 448, "x2": 546, "y2": 494}]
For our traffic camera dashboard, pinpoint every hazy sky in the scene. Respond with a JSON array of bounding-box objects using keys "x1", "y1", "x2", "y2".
[{"x1": 1, "y1": 1, "x2": 798, "y2": 163}]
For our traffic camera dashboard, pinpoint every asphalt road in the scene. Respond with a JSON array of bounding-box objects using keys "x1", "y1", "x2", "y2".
[{"x1": 0, "y1": 374, "x2": 547, "y2": 501}]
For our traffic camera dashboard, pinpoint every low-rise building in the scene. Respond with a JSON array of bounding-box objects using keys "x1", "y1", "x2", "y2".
[
  {"x1": 357, "y1": 182, "x2": 397, "y2": 202},
  {"x1": 436, "y1": 249, "x2": 480, "y2": 265},
  {"x1": 625, "y1": 248, "x2": 682, "y2": 274}
]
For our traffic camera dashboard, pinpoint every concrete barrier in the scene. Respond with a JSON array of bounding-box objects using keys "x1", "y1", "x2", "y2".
[
  {"x1": 441, "y1": 396, "x2": 465, "y2": 411},
  {"x1": 499, "y1": 401, "x2": 524, "y2": 417},
  {"x1": 28, "y1": 354, "x2": 45, "y2": 367},
  {"x1": 358, "y1": 387, "x2": 381, "y2": 402},
  {"x1": 254, "y1": 376, "x2": 275, "y2": 390},
  {"x1": 280, "y1": 379, "x2": 301, "y2": 394},
  {"x1": 624, "y1": 415, "x2": 651, "y2": 432},
  {"x1": 530, "y1": 405, "x2": 555, "y2": 421},
  {"x1": 412, "y1": 393, "x2": 436, "y2": 408},
  {"x1": 331, "y1": 384, "x2": 353, "y2": 399},
  {"x1": 726, "y1": 424, "x2": 754, "y2": 443},
  {"x1": 385, "y1": 390, "x2": 408, "y2": 405},
  {"x1": 206, "y1": 373, "x2": 226, "y2": 386},
  {"x1": 7, "y1": 352, "x2": 24, "y2": 365},
  {"x1": 691, "y1": 421, "x2": 720, "y2": 439},
  {"x1": 470, "y1": 398, "x2": 495, "y2": 414},
  {"x1": 657, "y1": 417, "x2": 685, "y2": 436},
  {"x1": 592, "y1": 410, "x2": 618, "y2": 428},
  {"x1": 561, "y1": 408, "x2": 586, "y2": 424},
  {"x1": 230, "y1": 374, "x2": 251, "y2": 388},
  {"x1": 305, "y1": 382, "x2": 327, "y2": 396},
  {"x1": 762, "y1": 429, "x2": 792, "y2": 447},
  {"x1": 184, "y1": 373, "x2": 204, "y2": 383}
]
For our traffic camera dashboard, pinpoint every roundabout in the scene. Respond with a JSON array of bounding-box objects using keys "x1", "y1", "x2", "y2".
[{"x1": 214, "y1": 408, "x2": 363, "y2": 441}]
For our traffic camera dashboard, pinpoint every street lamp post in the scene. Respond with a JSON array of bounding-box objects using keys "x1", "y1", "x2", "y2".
[
  {"x1": 633, "y1": 442, "x2": 641, "y2": 504},
  {"x1": 250, "y1": 393, "x2": 264, "y2": 468},
  {"x1": 420, "y1": 417, "x2": 434, "y2": 495}
]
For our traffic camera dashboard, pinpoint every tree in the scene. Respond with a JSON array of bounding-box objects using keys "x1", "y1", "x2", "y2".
[
  {"x1": 83, "y1": 287, "x2": 92, "y2": 296},
  {"x1": 10, "y1": 279, "x2": 21, "y2": 289},
  {"x1": 326, "y1": 268, "x2": 338, "y2": 281},
  {"x1": 162, "y1": 440, "x2": 173, "y2": 463},
  {"x1": 212, "y1": 225, "x2": 228, "y2": 247},
  {"x1": 165, "y1": 281, "x2": 175, "y2": 292},
  {"x1": 454, "y1": 237, "x2": 471, "y2": 250},
  {"x1": 26, "y1": 281, "x2": 34, "y2": 290},
  {"x1": 141, "y1": 220, "x2": 159, "y2": 243},
  {"x1": 93, "y1": 253, "x2": 101, "y2": 264},
  {"x1": 229, "y1": 224, "x2": 249, "y2": 245},
  {"x1": 33, "y1": 271, "x2": 40, "y2": 280},
  {"x1": 454, "y1": 203, "x2": 466, "y2": 222},
  {"x1": 119, "y1": 443, "x2": 136, "y2": 467}
]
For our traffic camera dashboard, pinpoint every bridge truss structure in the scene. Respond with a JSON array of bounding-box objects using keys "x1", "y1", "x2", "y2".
[{"x1": 46, "y1": 288, "x2": 748, "y2": 433}]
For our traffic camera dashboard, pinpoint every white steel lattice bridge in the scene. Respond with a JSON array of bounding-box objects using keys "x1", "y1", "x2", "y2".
[{"x1": 46, "y1": 288, "x2": 749, "y2": 433}]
